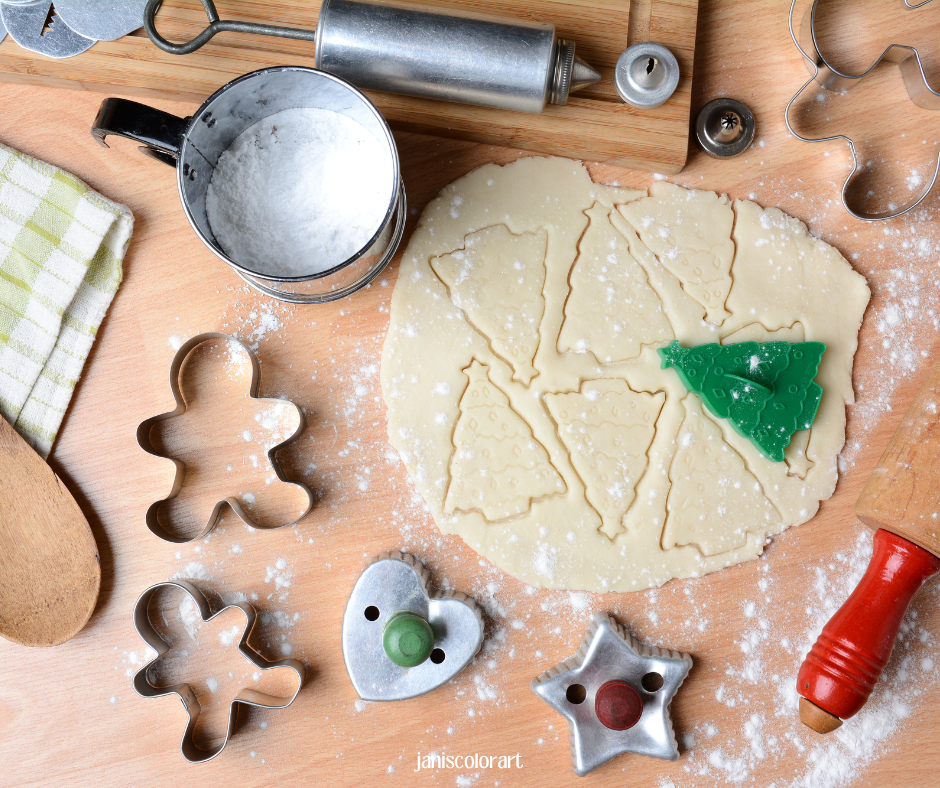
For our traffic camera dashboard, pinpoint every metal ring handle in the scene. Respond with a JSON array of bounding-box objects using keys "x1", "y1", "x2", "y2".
[{"x1": 144, "y1": 0, "x2": 316, "y2": 56}]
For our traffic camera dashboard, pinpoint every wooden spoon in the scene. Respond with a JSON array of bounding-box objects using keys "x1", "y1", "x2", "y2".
[{"x1": 0, "y1": 416, "x2": 100, "y2": 646}]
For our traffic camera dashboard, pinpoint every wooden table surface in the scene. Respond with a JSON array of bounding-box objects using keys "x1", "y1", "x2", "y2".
[{"x1": 2, "y1": 1, "x2": 940, "y2": 786}]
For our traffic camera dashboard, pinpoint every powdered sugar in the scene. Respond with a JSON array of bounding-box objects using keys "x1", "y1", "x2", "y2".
[{"x1": 206, "y1": 107, "x2": 394, "y2": 278}]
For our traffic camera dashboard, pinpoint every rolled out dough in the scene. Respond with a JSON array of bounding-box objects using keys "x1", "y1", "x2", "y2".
[{"x1": 381, "y1": 157, "x2": 870, "y2": 592}]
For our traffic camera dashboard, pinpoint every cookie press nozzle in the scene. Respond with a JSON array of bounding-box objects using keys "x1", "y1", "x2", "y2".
[{"x1": 143, "y1": 0, "x2": 601, "y2": 113}]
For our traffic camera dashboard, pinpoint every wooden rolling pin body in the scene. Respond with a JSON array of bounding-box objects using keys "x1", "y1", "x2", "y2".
[{"x1": 798, "y1": 356, "x2": 940, "y2": 732}]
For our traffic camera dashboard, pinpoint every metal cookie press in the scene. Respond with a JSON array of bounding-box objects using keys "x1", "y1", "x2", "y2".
[{"x1": 143, "y1": 0, "x2": 602, "y2": 113}]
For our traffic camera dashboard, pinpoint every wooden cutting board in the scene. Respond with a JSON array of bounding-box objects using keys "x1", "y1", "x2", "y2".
[{"x1": 0, "y1": 0, "x2": 698, "y2": 174}]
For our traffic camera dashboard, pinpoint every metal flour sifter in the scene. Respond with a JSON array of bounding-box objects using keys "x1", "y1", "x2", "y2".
[{"x1": 143, "y1": 0, "x2": 602, "y2": 113}]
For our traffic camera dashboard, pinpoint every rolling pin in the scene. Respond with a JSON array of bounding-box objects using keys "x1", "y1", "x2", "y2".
[{"x1": 798, "y1": 355, "x2": 940, "y2": 733}]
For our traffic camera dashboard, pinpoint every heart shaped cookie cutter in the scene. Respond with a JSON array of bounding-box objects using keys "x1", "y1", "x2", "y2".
[
  {"x1": 342, "y1": 551, "x2": 484, "y2": 701},
  {"x1": 133, "y1": 580, "x2": 306, "y2": 763},
  {"x1": 784, "y1": 0, "x2": 940, "y2": 220},
  {"x1": 137, "y1": 332, "x2": 314, "y2": 543}
]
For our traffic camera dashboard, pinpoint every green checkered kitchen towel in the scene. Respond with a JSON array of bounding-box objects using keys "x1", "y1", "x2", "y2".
[{"x1": 0, "y1": 141, "x2": 132, "y2": 458}]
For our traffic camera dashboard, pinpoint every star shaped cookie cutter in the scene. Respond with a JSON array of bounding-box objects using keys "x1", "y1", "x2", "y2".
[
  {"x1": 137, "y1": 332, "x2": 314, "y2": 543},
  {"x1": 133, "y1": 580, "x2": 306, "y2": 763},
  {"x1": 531, "y1": 612, "x2": 692, "y2": 776},
  {"x1": 784, "y1": 0, "x2": 940, "y2": 220}
]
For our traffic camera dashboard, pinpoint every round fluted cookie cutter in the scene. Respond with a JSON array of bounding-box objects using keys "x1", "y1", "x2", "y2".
[
  {"x1": 137, "y1": 333, "x2": 314, "y2": 543},
  {"x1": 133, "y1": 580, "x2": 306, "y2": 763},
  {"x1": 784, "y1": 0, "x2": 940, "y2": 221}
]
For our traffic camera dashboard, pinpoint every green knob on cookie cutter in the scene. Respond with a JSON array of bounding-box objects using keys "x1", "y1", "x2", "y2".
[
  {"x1": 658, "y1": 339, "x2": 826, "y2": 462},
  {"x1": 383, "y1": 611, "x2": 435, "y2": 667}
]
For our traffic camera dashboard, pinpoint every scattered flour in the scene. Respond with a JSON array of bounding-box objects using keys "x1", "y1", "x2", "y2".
[
  {"x1": 141, "y1": 157, "x2": 940, "y2": 783},
  {"x1": 671, "y1": 529, "x2": 940, "y2": 788}
]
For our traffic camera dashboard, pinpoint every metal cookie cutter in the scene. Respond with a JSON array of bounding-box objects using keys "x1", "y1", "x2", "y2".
[
  {"x1": 342, "y1": 551, "x2": 484, "y2": 701},
  {"x1": 784, "y1": 0, "x2": 940, "y2": 220},
  {"x1": 133, "y1": 580, "x2": 306, "y2": 763},
  {"x1": 531, "y1": 612, "x2": 692, "y2": 776},
  {"x1": 137, "y1": 333, "x2": 314, "y2": 544}
]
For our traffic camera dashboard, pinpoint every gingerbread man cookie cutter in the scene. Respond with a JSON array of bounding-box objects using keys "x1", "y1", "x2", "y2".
[
  {"x1": 133, "y1": 580, "x2": 306, "y2": 763},
  {"x1": 784, "y1": 0, "x2": 940, "y2": 220},
  {"x1": 137, "y1": 332, "x2": 314, "y2": 543}
]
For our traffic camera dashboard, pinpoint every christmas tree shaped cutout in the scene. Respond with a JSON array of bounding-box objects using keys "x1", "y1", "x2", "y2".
[
  {"x1": 658, "y1": 339, "x2": 826, "y2": 462},
  {"x1": 444, "y1": 359, "x2": 566, "y2": 521},
  {"x1": 431, "y1": 225, "x2": 548, "y2": 386},
  {"x1": 545, "y1": 379, "x2": 664, "y2": 539},
  {"x1": 558, "y1": 203, "x2": 673, "y2": 364}
]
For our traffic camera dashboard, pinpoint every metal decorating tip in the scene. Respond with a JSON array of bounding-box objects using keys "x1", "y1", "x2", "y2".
[
  {"x1": 696, "y1": 97, "x2": 755, "y2": 158},
  {"x1": 615, "y1": 42, "x2": 680, "y2": 109},
  {"x1": 571, "y1": 55, "x2": 602, "y2": 94}
]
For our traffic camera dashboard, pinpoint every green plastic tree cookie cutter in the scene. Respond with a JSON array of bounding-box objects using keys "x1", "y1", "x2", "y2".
[{"x1": 659, "y1": 339, "x2": 827, "y2": 462}]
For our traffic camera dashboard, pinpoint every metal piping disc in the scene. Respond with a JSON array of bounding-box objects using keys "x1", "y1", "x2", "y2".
[
  {"x1": 696, "y1": 98, "x2": 755, "y2": 158},
  {"x1": 52, "y1": 0, "x2": 148, "y2": 41},
  {"x1": 615, "y1": 42, "x2": 680, "y2": 109},
  {"x1": 0, "y1": 1, "x2": 95, "y2": 58}
]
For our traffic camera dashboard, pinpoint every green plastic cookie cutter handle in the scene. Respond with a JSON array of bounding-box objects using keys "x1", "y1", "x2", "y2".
[{"x1": 383, "y1": 611, "x2": 435, "y2": 667}]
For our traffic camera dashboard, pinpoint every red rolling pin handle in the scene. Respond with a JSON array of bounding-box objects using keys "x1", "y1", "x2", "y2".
[
  {"x1": 797, "y1": 352, "x2": 940, "y2": 733},
  {"x1": 798, "y1": 529, "x2": 940, "y2": 725}
]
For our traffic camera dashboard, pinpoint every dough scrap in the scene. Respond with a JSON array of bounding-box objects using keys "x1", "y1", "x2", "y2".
[
  {"x1": 381, "y1": 157, "x2": 870, "y2": 592},
  {"x1": 663, "y1": 396, "x2": 781, "y2": 556}
]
